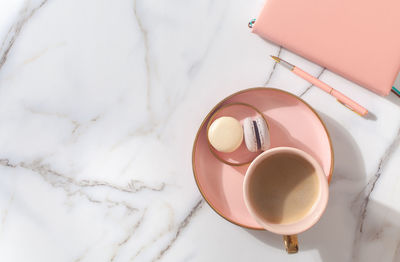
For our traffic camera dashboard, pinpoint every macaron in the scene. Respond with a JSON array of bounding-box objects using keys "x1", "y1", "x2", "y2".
[
  {"x1": 243, "y1": 116, "x2": 270, "y2": 152},
  {"x1": 208, "y1": 116, "x2": 243, "y2": 153}
]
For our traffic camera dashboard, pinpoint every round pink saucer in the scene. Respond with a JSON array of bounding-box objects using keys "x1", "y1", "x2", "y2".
[{"x1": 192, "y1": 88, "x2": 333, "y2": 230}]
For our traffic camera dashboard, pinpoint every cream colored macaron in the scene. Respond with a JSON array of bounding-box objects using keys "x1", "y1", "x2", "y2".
[{"x1": 208, "y1": 116, "x2": 243, "y2": 153}]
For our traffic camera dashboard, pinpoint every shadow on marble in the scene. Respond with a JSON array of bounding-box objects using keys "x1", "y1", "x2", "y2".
[
  {"x1": 385, "y1": 92, "x2": 400, "y2": 108},
  {"x1": 350, "y1": 200, "x2": 400, "y2": 262},
  {"x1": 243, "y1": 113, "x2": 369, "y2": 261},
  {"x1": 364, "y1": 111, "x2": 377, "y2": 121}
]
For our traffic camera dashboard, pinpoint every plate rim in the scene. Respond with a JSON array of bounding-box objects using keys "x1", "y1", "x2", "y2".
[{"x1": 191, "y1": 87, "x2": 334, "y2": 230}]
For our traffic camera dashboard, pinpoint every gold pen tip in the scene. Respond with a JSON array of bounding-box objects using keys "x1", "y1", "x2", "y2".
[{"x1": 270, "y1": 55, "x2": 281, "y2": 63}]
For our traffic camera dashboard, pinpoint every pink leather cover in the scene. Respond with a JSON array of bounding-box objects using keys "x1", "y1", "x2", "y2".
[{"x1": 252, "y1": 0, "x2": 400, "y2": 96}]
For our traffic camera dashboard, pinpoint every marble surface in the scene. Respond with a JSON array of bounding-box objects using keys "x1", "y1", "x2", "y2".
[{"x1": 0, "y1": 0, "x2": 400, "y2": 261}]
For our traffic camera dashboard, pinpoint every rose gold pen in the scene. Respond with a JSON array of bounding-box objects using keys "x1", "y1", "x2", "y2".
[{"x1": 271, "y1": 56, "x2": 368, "y2": 116}]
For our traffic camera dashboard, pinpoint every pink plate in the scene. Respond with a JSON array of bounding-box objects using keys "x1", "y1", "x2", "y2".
[{"x1": 192, "y1": 88, "x2": 334, "y2": 229}]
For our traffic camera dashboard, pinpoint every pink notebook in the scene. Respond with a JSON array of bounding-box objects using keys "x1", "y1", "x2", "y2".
[{"x1": 252, "y1": 0, "x2": 400, "y2": 96}]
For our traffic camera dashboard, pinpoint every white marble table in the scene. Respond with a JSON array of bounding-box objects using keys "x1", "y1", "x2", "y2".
[{"x1": 0, "y1": 0, "x2": 400, "y2": 261}]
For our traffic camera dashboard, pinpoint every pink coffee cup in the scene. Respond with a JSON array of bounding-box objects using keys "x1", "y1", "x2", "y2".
[{"x1": 243, "y1": 147, "x2": 329, "y2": 253}]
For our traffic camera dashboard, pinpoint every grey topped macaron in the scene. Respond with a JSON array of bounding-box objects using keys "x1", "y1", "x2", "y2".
[{"x1": 243, "y1": 116, "x2": 270, "y2": 152}]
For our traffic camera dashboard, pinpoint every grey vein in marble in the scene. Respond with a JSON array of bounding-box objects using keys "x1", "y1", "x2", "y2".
[
  {"x1": 133, "y1": 0, "x2": 152, "y2": 112},
  {"x1": 74, "y1": 248, "x2": 90, "y2": 262},
  {"x1": 25, "y1": 106, "x2": 82, "y2": 134},
  {"x1": 153, "y1": 199, "x2": 204, "y2": 261},
  {"x1": 129, "y1": 204, "x2": 175, "y2": 260},
  {"x1": 0, "y1": 158, "x2": 164, "y2": 213},
  {"x1": 0, "y1": 0, "x2": 49, "y2": 71},
  {"x1": 351, "y1": 127, "x2": 400, "y2": 260},
  {"x1": 0, "y1": 190, "x2": 15, "y2": 234},
  {"x1": 20, "y1": 160, "x2": 165, "y2": 194},
  {"x1": 357, "y1": 127, "x2": 400, "y2": 232},
  {"x1": 110, "y1": 209, "x2": 147, "y2": 262},
  {"x1": 264, "y1": 46, "x2": 282, "y2": 86}
]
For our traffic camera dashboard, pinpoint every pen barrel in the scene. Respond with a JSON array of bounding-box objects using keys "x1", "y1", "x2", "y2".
[
  {"x1": 292, "y1": 67, "x2": 368, "y2": 116},
  {"x1": 293, "y1": 67, "x2": 332, "y2": 93},
  {"x1": 330, "y1": 89, "x2": 368, "y2": 116}
]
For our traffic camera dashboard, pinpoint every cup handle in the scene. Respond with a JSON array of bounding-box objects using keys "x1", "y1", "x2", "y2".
[{"x1": 283, "y1": 235, "x2": 298, "y2": 253}]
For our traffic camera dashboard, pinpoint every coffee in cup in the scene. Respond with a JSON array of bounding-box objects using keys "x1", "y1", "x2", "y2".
[{"x1": 243, "y1": 147, "x2": 329, "y2": 252}]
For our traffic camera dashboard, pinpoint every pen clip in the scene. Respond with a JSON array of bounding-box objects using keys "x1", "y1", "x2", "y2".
[{"x1": 336, "y1": 99, "x2": 362, "y2": 116}]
